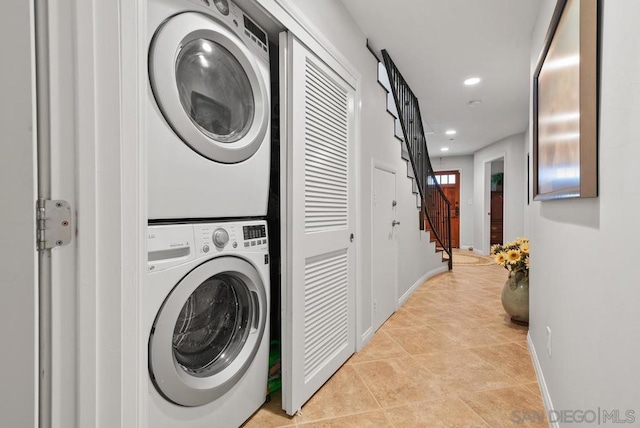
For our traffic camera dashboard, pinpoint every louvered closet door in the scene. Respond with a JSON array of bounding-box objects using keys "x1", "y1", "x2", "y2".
[{"x1": 280, "y1": 32, "x2": 356, "y2": 415}]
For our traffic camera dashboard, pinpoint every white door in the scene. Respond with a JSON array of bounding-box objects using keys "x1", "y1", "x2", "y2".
[
  {"x1": 372, "y1": 167, "x2": 398, "y2": 331},
  {"x1": 0, "y1": 2, "x2": 38, "y2": 427},
  {"x1": 280, "y1": 32, "x2": 357, "y2": 415}
]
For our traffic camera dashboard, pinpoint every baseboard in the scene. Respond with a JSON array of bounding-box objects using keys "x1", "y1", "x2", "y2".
[
  {"x1": 358, "y1": 326, "x2": 373, "y2": 352},
  {"x1": 397, "y1": 265, "x2": 448, "y2": 307},
  {"x1": 473, "y1": 248, "x2": 489, "y2": 256},
  {"x1": 459, "y1": 245, "x2": 474, "y2": 251},
  {"x1": 527, "y1": 332, "x2": 557, "y2": 428}
]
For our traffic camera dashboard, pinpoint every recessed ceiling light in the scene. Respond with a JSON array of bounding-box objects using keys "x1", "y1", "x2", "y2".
[
  {"x1": 464, "y1": 77, "x2": 481, "y2": 86},
  {"x1": 441, "y1": 147, "x2": 449, "y2": 152},
  {"x1": 468, "y1": 99, "x2": 483, "y2": 107},
  {"x1": 445, "y1": 130, "x2": 456, "y2": 135}
]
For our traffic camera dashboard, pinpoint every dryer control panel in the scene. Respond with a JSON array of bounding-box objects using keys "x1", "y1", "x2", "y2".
[{"x1": 188, "y1": 0, "x2": 270, "y2": 61}]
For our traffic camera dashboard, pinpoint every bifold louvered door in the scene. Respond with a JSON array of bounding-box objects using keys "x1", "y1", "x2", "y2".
[{"x1": 280, "y1": 32, "x2": 356, "y2": 415}]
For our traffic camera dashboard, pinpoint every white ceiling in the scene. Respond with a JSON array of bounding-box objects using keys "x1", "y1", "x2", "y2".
[{"x1": 339, "y1": 0, "x2": 541, "y2": 157}]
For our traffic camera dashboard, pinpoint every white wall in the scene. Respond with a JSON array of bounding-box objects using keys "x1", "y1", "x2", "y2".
[
  {"x1": 284, "y1": 0, "x2": 447, "y2": 342},
  {"x1": 473, "y1": 133, "x2": 526, "y2": 253},
  {"x1": 529, "y1": 0, "x2": 640, "y2": 418},
  {"x1": 491, "y1": 159, "x2": 504, "y2": 175},
  {"x1": 432, "y1": 155, "x2": 475, "y2": 249}
]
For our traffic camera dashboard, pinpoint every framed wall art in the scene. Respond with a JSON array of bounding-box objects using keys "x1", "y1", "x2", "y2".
[{"x1": 532, "y1": 0, "x2": 599, "y2": 200}]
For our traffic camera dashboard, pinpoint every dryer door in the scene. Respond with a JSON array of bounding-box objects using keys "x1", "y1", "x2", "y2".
[
  {"x1": 149, "y1": 12, "x2": 269, "y2": 164},
  {"x1": 149, "y1": 257, "x2": 267, "y2": 406}
]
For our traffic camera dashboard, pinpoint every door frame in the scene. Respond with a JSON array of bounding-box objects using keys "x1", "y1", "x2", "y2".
[
  {"x1": 2, "y1": 1, "x2": 148, "y2": 426},
  {"x1": 256, "y1": 0, "x2": 365, "y2": 351},
  {"x1": 483, "y1": 153, "x2": 507, "y2": 255},
  {"x1": 370, "y1": 159, "x2": 398, "y2": 332},
  {"x1": 433, "y1": 169, "x2": 461, "y2": 248},
  {"x1": 73, "y1": 0, "x2": 148, "y2": 426}
]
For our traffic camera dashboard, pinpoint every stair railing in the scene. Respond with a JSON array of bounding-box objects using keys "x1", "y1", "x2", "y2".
[{"x1": 381, "y1": 50, "x2": 453, "y2": 270}]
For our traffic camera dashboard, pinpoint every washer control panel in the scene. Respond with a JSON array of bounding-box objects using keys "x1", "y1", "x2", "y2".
[
  {"x1": 212, "y1": 228, "x2": 230, "y2": 248},
  {"x1": 148, "y1": 220, "x2": 268, "y2": 273},
  {"x1": 147, "y1": 225, "x2": 196, "y2": 272},
  {"x1": 242, "y1": 224, "x2": 267, "y2": 248},
  {"x1": 194, "y1": 220, "x2": 268, "y2": 256}
]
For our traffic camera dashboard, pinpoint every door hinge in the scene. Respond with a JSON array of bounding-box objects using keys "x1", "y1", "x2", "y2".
[{"x1": 36, "y1": 199, "x2": 72, "y2": 251}]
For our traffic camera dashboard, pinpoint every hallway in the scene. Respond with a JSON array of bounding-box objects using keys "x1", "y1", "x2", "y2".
[{"x1": 245, "y1": 255, "x2": 546, "y2": 427}]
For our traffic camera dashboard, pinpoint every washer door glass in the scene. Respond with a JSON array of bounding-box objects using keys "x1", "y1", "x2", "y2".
[
  {"x1": 173, "y1": 273, "x2": 253, "y2": 376},
  {"x1": 149, "y1": 256, "x2": 267, "y2": 407},
  {"x1": 176, "y1": 39, "x2": 254, "y2": 144}
]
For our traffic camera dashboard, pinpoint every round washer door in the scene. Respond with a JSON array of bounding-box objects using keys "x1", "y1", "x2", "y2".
[
  {"x1": 149, "y1": 12, "x2": 269, "y2": 164},
  {"x1": 149, "y1": 256, "x2": 267, "y2": 407}
]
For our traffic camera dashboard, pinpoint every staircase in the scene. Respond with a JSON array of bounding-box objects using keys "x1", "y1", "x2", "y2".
[{"x1": 376, "y1": 50, "x2": 453, "y2": 270}]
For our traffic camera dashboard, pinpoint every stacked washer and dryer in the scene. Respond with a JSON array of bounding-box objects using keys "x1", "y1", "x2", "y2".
[{"x1": 146, "y1": 0, "x2": 272, "y2": 426}]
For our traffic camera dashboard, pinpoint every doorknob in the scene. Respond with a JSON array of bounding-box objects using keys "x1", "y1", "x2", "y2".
[{"x1": 392, "y1": 220, "x2": 400, "y2": 226}]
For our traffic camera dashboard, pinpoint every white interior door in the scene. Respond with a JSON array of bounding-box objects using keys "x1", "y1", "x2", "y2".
[
  {"x1": 0, "y1": 2, "x2": 38, "y2": 427},
  {"x1": 372, "y1": 166, "x2": 397, "y2": 331},
  {"x1": 280, "y1": 32, "x2": 356, "y2": 415}
]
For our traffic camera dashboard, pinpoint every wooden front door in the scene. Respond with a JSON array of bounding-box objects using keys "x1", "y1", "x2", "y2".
[{"x1": 435, "y1": 171, "x2": 460, "y2": 248}]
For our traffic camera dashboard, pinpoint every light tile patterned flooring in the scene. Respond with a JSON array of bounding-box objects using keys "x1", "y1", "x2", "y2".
[{"x1": 244, "y1": 259, "x2": 546, "y2": 427}]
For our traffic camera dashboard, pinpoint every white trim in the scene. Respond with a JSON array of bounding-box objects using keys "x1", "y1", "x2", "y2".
[
  {"x1": 75, "y1": 0, "x2": 99, "y2": 423},
  {"x1": 272, "y1": 0, "x2": 360, "y2": 85},
  {"x1": 397, "y1": 265, "x2": 448, "y2": 307},
  {"x1": 353, "y1": 76, "x2": 363, "y2": 352},
  {"x1": 359, "y1": 327, "x2": 374, "y2": 351},
  {"x1": 120, "y1": 0, "x2": 148, "y2": 426},
  {"x1": 527, "y1": 333, "x2": 558, "y2": 428},
  {"x1": 75, "y1": 0, "x2": 146, "y2": 426},
  {"x1": 256, "y1": 0, "x2": 360, "y2": 87},
  {"x1": 484, "y1": 152, "x2": 506, "y2": 254}
]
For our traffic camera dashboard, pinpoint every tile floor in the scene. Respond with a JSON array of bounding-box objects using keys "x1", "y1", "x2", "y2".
[{"x1": 244, "y1": 256, "x2": 546, "y2": 427}]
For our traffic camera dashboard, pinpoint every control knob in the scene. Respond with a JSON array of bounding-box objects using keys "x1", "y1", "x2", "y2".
[{"x1": 212, "y1": 228, "x2": 229, "y2": 248}]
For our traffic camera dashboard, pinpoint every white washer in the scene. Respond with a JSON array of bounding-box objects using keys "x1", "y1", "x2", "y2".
[
  {"x1": 147, "y1": 220, "x2": 270, "y2": 428},
  {"x1": 148, "y1": 0, "x2": 271, "y2": 220}
]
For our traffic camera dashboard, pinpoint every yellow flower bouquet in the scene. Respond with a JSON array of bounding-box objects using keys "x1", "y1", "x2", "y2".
[{"x1": 490, "y1": 238, "x2": 529, "y2": 276}]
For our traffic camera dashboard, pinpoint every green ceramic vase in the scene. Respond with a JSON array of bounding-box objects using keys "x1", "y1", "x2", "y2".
[{"x1": 501, "y1": 271, "x2": 529, "y2": 326}]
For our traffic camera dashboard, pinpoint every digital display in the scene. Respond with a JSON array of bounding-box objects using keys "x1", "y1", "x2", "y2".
[
  {"x1": 243, "y1": 16, "x2": 267, "y2": 45},
  {"x1": 243, "y1": 225, "x2": 266, "y2": 240}
]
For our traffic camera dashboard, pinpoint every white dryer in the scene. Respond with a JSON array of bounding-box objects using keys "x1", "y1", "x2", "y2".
[
  {"x1": 147, "y1": 220, "x2": 270, "y2": 427},
  {"x1": 148, "y1": 0, "x2": 271, "y2": 220}
]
